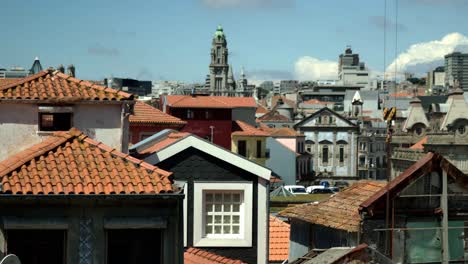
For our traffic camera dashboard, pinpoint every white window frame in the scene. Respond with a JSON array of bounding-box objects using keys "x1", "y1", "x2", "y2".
[{"x1": 193, "y1": 182, "x2": 252, "y2": 247}]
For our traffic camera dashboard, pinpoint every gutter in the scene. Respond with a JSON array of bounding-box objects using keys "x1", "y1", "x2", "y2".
[{"x1": 0, "y1": 193, "x2": 184, "y2": 201}]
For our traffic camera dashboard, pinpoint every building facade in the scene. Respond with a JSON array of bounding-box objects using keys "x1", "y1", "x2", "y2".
[
  {"x1": 0, "y1": 69, "x2": 133, "y2": 161},
  {"x1": 130, "y1": 131, "x2": 271, "y2": 264},
  {"x1": 390, "y1": 87, "x2": 468, "y2": 178},
  {"x1": 295, "y1": 107, "x2": 359, "y2": 183},
  {"x1": 445, "y1": 52, "x2": 468, "y2": 91},
  {"x1": 337, "y1": 47, "x2": 370, "y2": 89}
]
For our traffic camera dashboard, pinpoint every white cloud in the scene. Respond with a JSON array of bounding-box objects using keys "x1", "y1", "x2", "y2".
[
  {"x1": 294, "y1": 56, "x2": 338, "y2": 81},
  {"x1": 386, "y1": 32, "x2": 468, "y2": 75}
]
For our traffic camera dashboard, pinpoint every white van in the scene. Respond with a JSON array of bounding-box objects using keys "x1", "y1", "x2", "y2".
[{"x1": 284, "y1": 185, "x2": 308, "y2": 195}]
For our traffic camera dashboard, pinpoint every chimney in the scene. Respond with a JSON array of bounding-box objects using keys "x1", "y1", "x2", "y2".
[
  {"x1": 57, "y1": 64, "x2": 65, "y2": 73},
  {"x1": 67, "y1": 64, "x2": 75, "y2": 77}
]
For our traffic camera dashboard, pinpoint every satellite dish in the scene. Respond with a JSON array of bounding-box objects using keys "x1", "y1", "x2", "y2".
[{"x1": 0, "y1": 254, "x2": 21, "y2": 264}]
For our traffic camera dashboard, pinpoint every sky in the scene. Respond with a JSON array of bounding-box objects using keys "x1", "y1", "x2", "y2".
[{"x1": 1, "y1": 0, "x2": 468, "y2": 83}]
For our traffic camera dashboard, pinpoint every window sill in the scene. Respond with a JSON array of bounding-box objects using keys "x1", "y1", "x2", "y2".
[
  {"x1": 36, "y1": 131, "x2": 57, "y2": 136},
  {"x1": 194, "y1": 237, "x2": 251, "y2": 247}
]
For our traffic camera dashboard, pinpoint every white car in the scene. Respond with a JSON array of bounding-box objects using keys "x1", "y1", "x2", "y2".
[
  {"x1": 284, "y1": 185, "x2": 308, "y2": 195},
  {"x1": 306, "y1": 185, "x2": 325, "y2": 194}
]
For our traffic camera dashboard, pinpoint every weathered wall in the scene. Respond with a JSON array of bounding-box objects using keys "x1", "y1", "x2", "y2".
[
  {"x1": 289, "y1": 219, "x2": 310, "y2": 263},
  {"x1": 0, "y1": 103, "x2": 44, "y2": 161},
  {"x1": 73, "y1": 104, "x2": 125, "y2": 151},
  {"x1": 0, "y1": 103, "x2": 126, "y2": 161}
]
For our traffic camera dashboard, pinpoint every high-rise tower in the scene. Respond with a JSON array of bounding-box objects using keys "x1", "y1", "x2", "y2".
[{"x1": 208, "y1": 26, "x2": 235, "y2": 95}]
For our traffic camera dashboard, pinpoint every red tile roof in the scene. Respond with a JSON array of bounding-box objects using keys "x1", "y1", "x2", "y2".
[
  {"x1": 0, "y1": 78, "x2": 22, "y2": 88},
  {"x1": 232, "y1": 120, "x2": 270, "y2": 136},
  {"x1": 410, "y1": 136, "x2": 427, "y2": 150},
  {"x1": 303, "y1": 99, "x2": 333, "y2": 105},
  {"x1": 268, "y1": 127, "x2": 302, "y2": 137},
  {"x1": 0, "y1": 70, "x2": 133, "y2": 102},
  {"x1": 138, "y1": 131, "x2": 190, "y2": 155},
  {"x1": 271, "y1": 96, "x2": 296, "y2": 109},
  {"x1": 256, "y1": 105, "x2": 269, "y2": 114},
  {"x1": 360, "y1": 152, "x2": 466, "y2": 214},
  {"x1": 165, "y1": 95, "x2": 256, "y2": 109},
  {"x1": 184, "y1": 248, "x2": 245, "y2": 264},
  {"x1": 257, "y1": 111, "x2": 290, "y2": 122},
  {"x1": 269, "y1": 216, "x2": 290, "y2": 262},
  {"x1": 130, "y1": 101, "x2": 186, "y2": 126},
  {"x1": 279, "y1": 181, "x2": 386, "y2": 232},
  {"x1": 0, "y1": 128, "x2": 173, "y2": 195}
]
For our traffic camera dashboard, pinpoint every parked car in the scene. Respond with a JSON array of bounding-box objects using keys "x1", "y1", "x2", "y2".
[
  {"x1": 306, "y1": 185, "x2": 324, "y2": 194},
  {"x1": 329, "y1": 186, "x2": 340, "y2": 192},
  {"x1": 334, "y1": 181, "x2": 349, "y2": 189},
  {"x1": 310, "y1": 188, "x2": 334, "y2": 194},
  {"x1": 284, "y1": 185, "x2": 308, "y2": 195}
]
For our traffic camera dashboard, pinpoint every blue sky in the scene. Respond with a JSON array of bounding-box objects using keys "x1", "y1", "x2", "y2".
[{"x1": 1, "y1": 0, "x2": 468, "y2": 82}]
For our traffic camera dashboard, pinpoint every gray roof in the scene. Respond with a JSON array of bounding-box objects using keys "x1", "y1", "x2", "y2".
[{"x1": 302, "y1": 247, "x2": 354, "y2": 264}]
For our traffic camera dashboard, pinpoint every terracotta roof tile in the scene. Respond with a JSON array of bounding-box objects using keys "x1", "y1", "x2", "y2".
[
  {"x1": 410, "y1": 136, "x2": 427, "y2": 150},
  {"x1": 138, "y1": 132, "x2": 190, "y2": 155},
  {"x1": 302, "y1": 99, "x2": 334, "y2": 105},
  {"x1": 279, "y1": 181, "x2": 386, "y2": 232},
  {"x1": 268, "y1": 127, "x2": 302, "y2": 137},
  {"x1": 271, "y1": 96, "x2": 296, "y2": 109},
  {"x1": 184, "y1": 247, "x2": 246, "y2": 264},
  {"x1": 165, "y1": 95, "x2": 256, "y2": 109},
  {"x1": 0, "y1": 78, "x2": 22, "y2": 88},
  {"x1": 129, "y1": 101, "x2": 186, "y2": 125},
  {"x1": 0, "y1": 128, "x2": 173, "y2": 195},
  {"x1": 269, "y1": 216, "x2": 290, "y2": 262},
  {"x1": 257, "y1": 110, "x2": 290, "y2": 122},
  {"x1": 0, "y1": 70, "x2": 133, "y2": 101},
  {"x1": 256, "y1": 105, "x2": 269, "y2": 114},
  {"x1": 232, "y1": 120, "x2": 270, "y2": 136}
]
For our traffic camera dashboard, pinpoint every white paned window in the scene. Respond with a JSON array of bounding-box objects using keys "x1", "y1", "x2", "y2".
[
  {"x1": 193, "y1": 182, "x2": 252, "y2": 247},
  {"x1": 204, "y1": 191, "x2": 243, "y2": 238}
]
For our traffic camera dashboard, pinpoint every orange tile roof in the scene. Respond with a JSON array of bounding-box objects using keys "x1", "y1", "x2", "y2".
[
  {"x1": 303, "y1": 99, "x2": 333, "y2": 105},
  {"x1": 0, "y1": 128, "x2": 173, "y2": 195},
  {"x1": 165, "y1": 95, "x2": 256, "y2": 109},
  {"x1": 0, "y1": 70, "x2": 133, "y2": 102},
  {"x1": 138, "y1": 131, "x2": 191, "y2": 155},
  {"x1": 257, "y1": 110, "x2": 290, "y2": 122},
  {"x1": 279, "y1": 181, "x2": 386, "y2": 232},
  {"x1": 272, "y1": 96, "x2": 296, "y2": 109},
  {"x1": 0, "y1": 78, "x2": 22, "y2": 88},
  {"x1": 130, "y1": 101, "x2": 186, "y2": 126},
  {"x1": 256, "y1": 105, "x2": 269, "y2": 114},
  {"x1": 184, "y1": 248, "x2": 245, "y2": 264},
  {"x1": 410, "y1": 136, "x2": 427, "y2": 150},
  {"x1": 269, "y1": 216, "x2": 290, "y2": 262},
  {"x1": 232, "y1": 120, "x2": 270, "y2": 136},
  {"x1": 268, "y1": 127, "x2": 302, "y2": 137}
]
